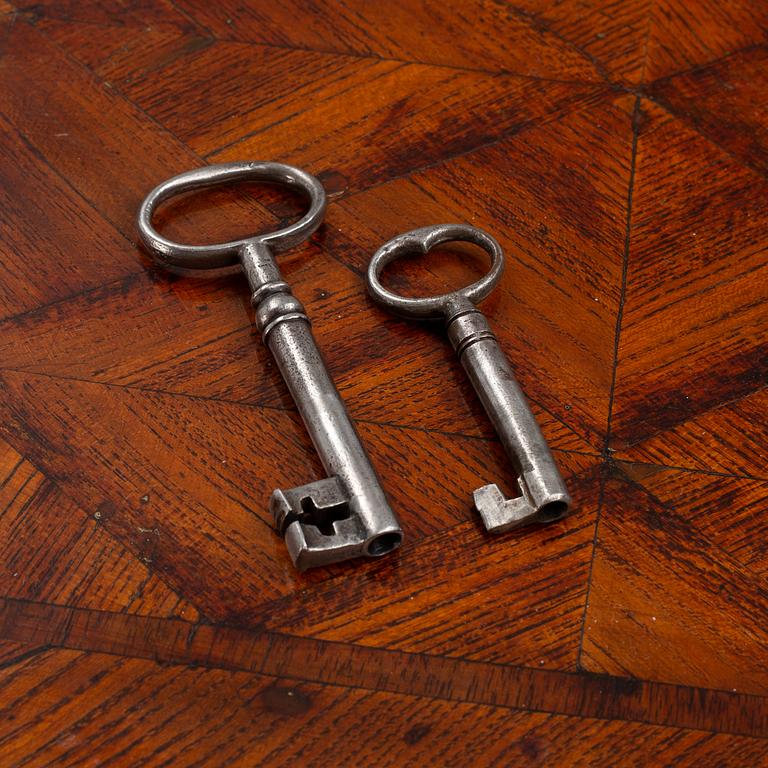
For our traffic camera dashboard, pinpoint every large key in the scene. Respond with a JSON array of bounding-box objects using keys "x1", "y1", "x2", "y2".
[
  {"x1": 137, "y1": 162, "x2": 402, "y2": 570},
  {"x1": 367, "y1": 224, "x2": 571, "y2": 532}
]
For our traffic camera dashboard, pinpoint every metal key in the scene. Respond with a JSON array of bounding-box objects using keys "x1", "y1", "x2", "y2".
[
  {"x1": 367, "y1": 223, "x2": 571, "y2": 533},
  {"x1": 137, "y1": 162, "x2": 402, "y2": 570}
]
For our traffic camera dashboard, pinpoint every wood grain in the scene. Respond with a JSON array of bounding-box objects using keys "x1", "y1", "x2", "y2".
[
  {"x1": 615, "y1": 389, "x2": 768, "y2": 477},
  {"x1": 3, "y1": 599, "x2": 768, "y2": 739},
  {"x1": 172, "y1": 0, "x2": 607, "y2": 81},
  {"x1": 2, "y1": 647, "x2": 766, "y2": 768},
  {"x1": 0, "y1": 439, "x2": 197, "y2": 620},
  {"x1": 0, "y1": 367, "x2": 596, "y2": 654},
  {"x1": 583, "y1": 467, "x2": 768, "y2": 695},
  {"x1": 1, "y1": 0, "x2": 767, "y2": 764},
  {"x1": 643, "y1": 0, "x2": 768, "y2": 82},
  {"x1": 609, "y1": 99, "x2": 767, "y2": 453},
  {"x1": 124, "y1": 41, "x2": 607, "y2": 195},
  {"x1": 649, "y1": 45, "x2": 768, "y2": 177},
  {"x1": 326, "y1": 93, "x2": 635, "y2": 452}
]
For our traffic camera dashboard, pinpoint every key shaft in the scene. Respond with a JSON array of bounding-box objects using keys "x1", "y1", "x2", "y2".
[
  {"x1": 445, "y1": 301, "x2": 570, "y2": 531},
  {"x1": 245, "y1": 242, "x2": 402, "y2": 567}
]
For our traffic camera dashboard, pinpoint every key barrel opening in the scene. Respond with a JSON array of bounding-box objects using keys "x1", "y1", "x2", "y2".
[
  {"x1": 367, "y1": 532, "x2": 403, "y2": 556},
  {"x1": 537, "y1": 501, "x2": 568, "y2": 522}
]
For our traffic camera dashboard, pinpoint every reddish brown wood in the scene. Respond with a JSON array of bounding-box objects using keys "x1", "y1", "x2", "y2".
[
  {"x1": 3, "y1": 599, "x2": 768, "y2": 740},
  {"x1": 2, "y1": 646, "x2": 766, "y2": 767},
  {"x1": 170, "y1": 0, "x2": 606, "y2": 81},
  {"x1": 609, "y1": 97, "x2": 767, "y2": 451},
  {"x1": 0, "y1": 440, "x2": 198, "y2": 620},
  {"x1": 582, "y1": 467, "x2": 768, "y2": 695},
  {"x1": 649, "y1": 46, "x2": 768, "y2": 176},
  {"x1": 0, "y1": 1, "x2": 767, "y2": 764},
  {"x1": 642, "y1": 0, "x2": 768, "y2": 82}
]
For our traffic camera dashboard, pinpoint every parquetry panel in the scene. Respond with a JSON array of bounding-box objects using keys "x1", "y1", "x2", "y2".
[
  {"x1": 0, "y1": 19, "x2": 283, "y2": 263},
  {"x1": 11, "y1": 0, "x2": 190, "y2": 27},
  {"x1": 0, "y1": 440, "x2": 197, "y2": 619},
  {"x1": 583, "y1": 469, "x2": 768, "y2": 695},
  {"x1": 0, "y1": 641, "x2": 38, "y2": 668},
  {"x1": 0, "y1": 228, "x2": 598, "y2": 453},
  {"x1": 325, "y1": 93, "x2": 636, "y2": 452},
  {"x1": 618, "y1": 463, "x2": 768, "y2": 575},
  {"x1": 649, "y1": 46, "x2": 768, "y2": 178},
  {"x1": 264, "y1": 463, "x2": 598, "y2": 668},
  {"x1": 1, "y1": 0, "x2": 767, "y2": 757},
  {"x1": 0, "y1": 369, "x2": 594, "y2": 649},
  {"x1": 0, "y1": 114, "x2": 134, "y2": 319},
  {"x1": 534, "y1": 0, "x2": 653, "y2": 84},
  {"x1": 610, "y1": 100, "x2": 768, "y2": 459},
  {"x1": 615, "y1": 389, "x2": 768, "y2": 477},
  {"x1": 38, "y1": 18, "x2": 210, "y2": 85},
  {"x1": 120, "y1": 39, "x2": 606, "y2": 195},
  {"x1": 643, "y1": 0, "x2": 768, "y2": 83}
]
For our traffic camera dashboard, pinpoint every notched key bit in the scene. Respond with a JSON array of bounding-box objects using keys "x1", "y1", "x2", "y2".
[
  {"x1": 271, "y1": 477, "x2": 371, "y2": 571},
  {"x1": 366, "y1": 223, "x2": 572, "y2": 533}
]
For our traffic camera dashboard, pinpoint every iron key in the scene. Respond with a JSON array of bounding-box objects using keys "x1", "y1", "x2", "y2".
[
  {"x1": 137, "y1": 162, "x2": 402, "y2": 570},
  {"x1": 367, "y1": 224, "x2": 571, "y2": 533}
]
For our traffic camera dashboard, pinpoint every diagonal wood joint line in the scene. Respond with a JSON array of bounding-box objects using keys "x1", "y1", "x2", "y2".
[
  {"x1": 13, "y1": 0, "x2": 614, "y2": 85},
  {"x1": 0, "y1": 365, "x2": 600, "y2": 458}
]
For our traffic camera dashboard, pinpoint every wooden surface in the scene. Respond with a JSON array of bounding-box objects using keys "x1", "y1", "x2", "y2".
[{"x1": 0, "y1": 0, "x2": 767, "y2": 764}]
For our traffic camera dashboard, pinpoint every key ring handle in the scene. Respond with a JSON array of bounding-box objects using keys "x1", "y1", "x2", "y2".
[
  {"x1": 137, "y1": 161, "x2": 327, "y2": 271},
  {"x1": 366, "y1": 224, "x2": 505, "y2": 319}
]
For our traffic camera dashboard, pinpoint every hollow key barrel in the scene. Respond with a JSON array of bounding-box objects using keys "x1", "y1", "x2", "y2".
[
  {"x1": 367, "y1": 224, "x2": 571, "y2": 533},
  {"x1": 137, "y1": 162, "x2": 402, "y2": 570}
]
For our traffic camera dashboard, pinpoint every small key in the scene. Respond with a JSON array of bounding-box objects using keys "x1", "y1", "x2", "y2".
[
  {"x1": 367, "y1": 224, "x2": 571, "y2": 532},
  {"x1": 137, "y1": 162, "x2": 402, "y2": 569}
]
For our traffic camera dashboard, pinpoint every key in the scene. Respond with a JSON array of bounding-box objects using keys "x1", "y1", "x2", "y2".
[
  {"x1": 137, "y1": 162, "x2": 402, "y2": 569},
  {"x1": 366, "y1": 223, "x2": 571, "y2": 533}
]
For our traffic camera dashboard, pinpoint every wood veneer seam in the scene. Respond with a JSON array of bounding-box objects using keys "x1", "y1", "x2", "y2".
[{"x1": 1, "y1": 597, "x2": 766, "y2": 738}]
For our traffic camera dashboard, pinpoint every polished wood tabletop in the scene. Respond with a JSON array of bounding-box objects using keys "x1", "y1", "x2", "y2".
[{"x1": 1, "y1": 0, "x2": 767, "y2": 764}]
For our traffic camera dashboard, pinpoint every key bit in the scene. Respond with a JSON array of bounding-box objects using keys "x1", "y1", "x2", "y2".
[
  {"x1": 366, "y1": 223, "x2": 571, "y2": 533},
  {"x1": 270, "y1": 476, "x2": 373, "y2": 571},
  {"x1": 474, "y1": 482, "x2": 568, "y2": 533}
]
